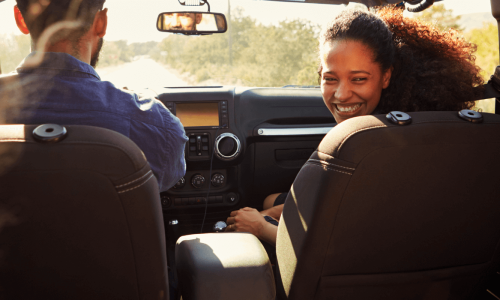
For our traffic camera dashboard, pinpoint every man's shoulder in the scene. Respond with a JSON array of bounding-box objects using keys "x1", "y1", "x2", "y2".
[
  {"x1": 0, "y1": 73, "x2": 20, "y2": 85},
  {"x1": 97, "y1": 82, "x2": 176, "y2": 129}
]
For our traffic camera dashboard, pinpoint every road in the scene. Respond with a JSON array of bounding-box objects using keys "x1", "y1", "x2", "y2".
[{"x1": 96, "y1": 57, "x2": 189, "y2": 92}]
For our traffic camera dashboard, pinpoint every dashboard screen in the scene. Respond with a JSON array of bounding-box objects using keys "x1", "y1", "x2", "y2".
[{"x1": 176, "y1": 102, "x2": 219, "y2": 127}]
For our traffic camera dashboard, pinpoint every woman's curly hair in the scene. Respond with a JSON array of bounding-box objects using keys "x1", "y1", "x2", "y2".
[{"x1": 319, "y1": 6, "x2": 483, "y2": 113}]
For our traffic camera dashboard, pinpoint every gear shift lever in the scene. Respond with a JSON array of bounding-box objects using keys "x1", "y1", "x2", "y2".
[{"x1": 213, "y1": 221, "x2": 227, "y2": 232}]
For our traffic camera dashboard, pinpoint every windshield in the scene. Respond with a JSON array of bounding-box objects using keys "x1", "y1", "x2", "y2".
[{"x1": 0, "y1": 0, "x2": 497, "y2": 111}]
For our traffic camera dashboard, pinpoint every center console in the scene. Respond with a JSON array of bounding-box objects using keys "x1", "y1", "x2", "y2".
[{"x1": 160, "y1": 95, "x2": 242, "y2": 211}]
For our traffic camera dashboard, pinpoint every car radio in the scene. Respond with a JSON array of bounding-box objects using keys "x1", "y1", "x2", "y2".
[
  {"x1": 164, "y1": 100, "x2": 229, "y2": 129},
  {"x1": 164, "y1": 100, "x2": 240, "y2": 161}
]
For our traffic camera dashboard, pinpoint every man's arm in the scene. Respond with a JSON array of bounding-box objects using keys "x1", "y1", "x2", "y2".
[{"x1": 156, "y1": 99, "x2": 189, "y2": 191}]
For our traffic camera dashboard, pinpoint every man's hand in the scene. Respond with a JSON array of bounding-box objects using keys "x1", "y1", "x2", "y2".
[{"x1": 226, "y1": 207, "x2": 267, "y2": 237}]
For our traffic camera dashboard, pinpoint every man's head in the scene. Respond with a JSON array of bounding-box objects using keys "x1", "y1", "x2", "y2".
[
  {"x1": 14, "y1": 0, "x2": 107, "y2": 67},
  {"x1": 162, "y1": 13, "x2": 202, "y2": 31}
]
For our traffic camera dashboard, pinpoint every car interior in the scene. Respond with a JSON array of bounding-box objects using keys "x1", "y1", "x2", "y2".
[{"x1": 0, "y1": 0, "x2": 500, "y2": 299}]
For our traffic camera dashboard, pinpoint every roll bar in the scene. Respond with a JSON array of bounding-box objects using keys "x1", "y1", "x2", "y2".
[{"x1": 491, "y1": 0, "x2": 500, "y2": 114}]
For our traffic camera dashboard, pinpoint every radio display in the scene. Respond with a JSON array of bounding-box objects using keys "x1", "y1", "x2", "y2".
[{"x1": 176, "y1": 102, "x2": 219, "y2": 127}]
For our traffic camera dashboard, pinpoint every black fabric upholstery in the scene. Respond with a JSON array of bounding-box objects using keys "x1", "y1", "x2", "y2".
[
  {"x1": 277, "y1": 111, "x2": 500, "y2": 300},
  {"x1": 0, "y1": 125, "x2": 168, "y2": 300}
]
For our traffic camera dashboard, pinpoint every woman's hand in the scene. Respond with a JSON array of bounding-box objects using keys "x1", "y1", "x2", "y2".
[
  {"x1": 260, "y1": 204, "x2": 284, "y2": 221},
  {"x1": 226, "y1": 207, "x2": 278, "y2": 245},
  {"x1": 226, "y1": 207, "x2": 267, "y2": 237}
]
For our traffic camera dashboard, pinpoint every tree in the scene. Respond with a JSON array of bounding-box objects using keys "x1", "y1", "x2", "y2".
[
  {"x1": 415, "y1": 3, "x2": 463, "y2": 31},
  {"x1": 154, "y1": 10, "x2": 320, "y2": 87},
  {"x1": 466, "y1": 22, "x2": 498, "y2": 113}
]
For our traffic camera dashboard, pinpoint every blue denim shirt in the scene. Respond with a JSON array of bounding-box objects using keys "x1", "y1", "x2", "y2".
[{"x1": 1, "y1": 52, "x2": 188, "y2": 191}]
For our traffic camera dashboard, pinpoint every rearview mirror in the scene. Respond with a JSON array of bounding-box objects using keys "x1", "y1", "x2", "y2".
[{"x1": 157, "y1": 12, "x2": 227, "y2": 35}]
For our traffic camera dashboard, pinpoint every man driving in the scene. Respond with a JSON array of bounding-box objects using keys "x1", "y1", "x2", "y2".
[
  {"x1": 161, "y1": 12, "x2": 202, "y2": 31},
  {"x1": 0, "y1": 0, "x2": 188, "y2": 191}
]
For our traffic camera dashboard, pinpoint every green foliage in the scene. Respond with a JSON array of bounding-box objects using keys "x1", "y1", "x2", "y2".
[
  {"x1": 91, "y1": 40, "x2": 160, "y2": 68},
  {"x1": 416, "y1": 3, "x2": 463, "y2": 31},
  {"x1": 466, "y1": 22, "x2": 499, "y2": 79},
  {"x1": 0, "y1": 34, "x2": 31, "y2": 74},
  {"x1": 98, "y1": 40, "x2": 134, "y2": 68},
  {"x1": 154, "y1": 12, "x2": 320, "y2": 87},
  {"x1": 129, "y1": 41, "x2": 159, "y2": 56},
  {"x1": 0, "y1": 35, "x2": 159, "y2": 72},
  {"x1": 466, "y1": 22, "x2": 499, "y2": 113}
]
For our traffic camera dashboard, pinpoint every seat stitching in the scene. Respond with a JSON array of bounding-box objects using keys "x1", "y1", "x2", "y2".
[
  {"x1": 308, "y1": 159, "x2": 355, "y2": 170},
  {"x1": 117, "y1": 174, "x2": 154, "y2": 194},
  {"x1": 115, "y1": 170, "x2": 153, "y2": 188},
  {"x1": 306, "y1": 161, "x2": 352, "y2": 176}
]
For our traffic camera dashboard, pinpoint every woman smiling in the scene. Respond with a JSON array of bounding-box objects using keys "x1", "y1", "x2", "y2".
[
  {"x1": 320, "y1": 39, "x2": 392, "y2": 123},
  {"x1": 226, "y1": 6, "x2": 483, "y2": 245}
]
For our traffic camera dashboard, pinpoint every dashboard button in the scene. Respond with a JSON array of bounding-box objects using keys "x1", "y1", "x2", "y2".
[
  {"x1": 202, "y1": 146, "x2": 208, "y2": 151},
  {"x1": 182, "y1": 198, "x2": 189, "y2": 205},
  {"x1": 202, "y1": 137, "x2": 208, "y2": 143},
  {"x1": 227, "y1": 192, "x2": 238, "y2": 203},
  {"x1": 189, "y1": 146, "x2": 196, "y2": 151},
  {"x1": 174, "y1": 198, "x2": 182, "y2": 206},
  {"x1": 215, "y1": 196, "x2": 223, "y2": 203},
  {"x1": 208, "y1": 196, "x2": 216, "y2": 203},
  {"x1": 189, "y1": 137, "x2": 196, "y2": 143},
  {"x1": 196, "y1": 197, "x2": 207, "y2": 204},
  {"x1": 196, "y1": 136, "x2": 202, "y2": 151}
]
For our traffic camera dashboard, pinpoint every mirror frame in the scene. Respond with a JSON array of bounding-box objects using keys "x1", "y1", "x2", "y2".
[{"x1": 156, "y1": 12, "x2": 227, "y2": 35}]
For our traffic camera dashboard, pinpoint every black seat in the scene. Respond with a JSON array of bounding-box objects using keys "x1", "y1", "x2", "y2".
[
  {"x1": 277, "y1": 111, "x2": 500, "y2": 299},
  {"x1": 0, "y1": 124, "x2": 169, "y2": 300}
]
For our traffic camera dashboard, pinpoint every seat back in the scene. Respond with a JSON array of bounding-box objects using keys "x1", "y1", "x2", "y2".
[
  {"x1": 0, "y1": 124, "x2": 168, "y2": 300},
  {"x1": 277, "y1": 111, "x2": 500, "y2": 299}
]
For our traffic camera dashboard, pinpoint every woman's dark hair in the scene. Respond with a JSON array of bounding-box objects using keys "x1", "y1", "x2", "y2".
[
  {"x1": 15, "y1": 0, "x2": 106, "y2": 42},
  {"x1": 319, "y1": 9, "x2": 395, "y2": 74},
  {"x1": 319, "y1": 7, "x2": 482, "y2": 112}
]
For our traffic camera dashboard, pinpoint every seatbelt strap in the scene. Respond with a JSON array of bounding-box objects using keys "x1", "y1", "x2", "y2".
[{"x1": 473, "y1": 82, "x2": 500, "y2": 100}]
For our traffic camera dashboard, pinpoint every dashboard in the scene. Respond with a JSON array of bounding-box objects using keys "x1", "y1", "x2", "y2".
[{"x1": 157, "y1": 86, "x2": 336, "y2": 234}]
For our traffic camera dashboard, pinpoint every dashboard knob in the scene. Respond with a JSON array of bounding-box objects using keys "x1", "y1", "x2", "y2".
[
  {"x1": 215, "y1": 133, "x2": 241, "y2": 160},
  {"x1": 172, "y1": 177, "x2": 186, "y2": 189},
  {"x1": 191, "y1": 174, "x2": 206, "y2": 189},
  {"x1": 211, "y1": 173, "x2": 225, "y2": 187},
  {"x1": 218, "y1": 137, "x2": 236, "y2": 156}
]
